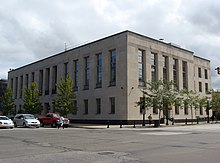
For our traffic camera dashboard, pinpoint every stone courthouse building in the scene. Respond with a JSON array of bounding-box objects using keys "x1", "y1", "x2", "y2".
[{"x1": 8, "y1": 31, "x2": 212, "y2": 123}]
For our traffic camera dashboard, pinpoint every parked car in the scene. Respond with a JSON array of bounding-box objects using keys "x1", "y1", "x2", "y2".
[
  {"x1": 13, "y1": 114, "x2": 40, "y2": 128},
  {"x1": 38, "y1": 113, "x2": 69, "y2": 128},
  {"x1": 0, "y1": 116, "x2": 14, "y2": 129}
]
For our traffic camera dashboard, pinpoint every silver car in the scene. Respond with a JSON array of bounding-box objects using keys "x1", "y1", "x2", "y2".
[{"x1": 13, "y1": 114, "x2": 40, "y2": 128}]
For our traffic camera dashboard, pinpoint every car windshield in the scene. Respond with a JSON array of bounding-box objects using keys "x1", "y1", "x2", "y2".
[
  {"x1": 24, "y1": 115, "x2": 35, "y2": 119},
  {"x1": 0, "y1": 117, "x2": 9, "y2": 120}
]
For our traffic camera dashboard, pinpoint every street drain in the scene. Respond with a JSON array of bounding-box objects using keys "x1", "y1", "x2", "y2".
[{"x1": 98, "y1": 151, "x2": 114, "y2": 155}]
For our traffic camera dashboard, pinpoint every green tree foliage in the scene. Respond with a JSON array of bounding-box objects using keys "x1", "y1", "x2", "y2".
[
  {"x1": 23, "y1": 82, "x2": 42, "y2": 115},
  {"x1": 211, "y1": 92, "x2": 220, "y2": 116},
  {"x1": 137, "y1": 80, "x2": 181, "y2": 122},
  {"x1": 180, "y1": 90, "x2": 200, "y2": 123},
  {"x1": 1, "y1": 88, "x2": 15, "y2": 115},
  {"x1": 52, "y1": 76, "x2": 76, "y2": 116}
]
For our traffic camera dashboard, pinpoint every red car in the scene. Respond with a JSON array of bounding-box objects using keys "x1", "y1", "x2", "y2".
[{"x1": 38, "y1": 113, "x2": 69, "y2": 128}]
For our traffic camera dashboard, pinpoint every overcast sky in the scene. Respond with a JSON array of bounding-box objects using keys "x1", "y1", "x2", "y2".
[{"x1": 0, "y1": 0, "x2": 220, "y2": 89}]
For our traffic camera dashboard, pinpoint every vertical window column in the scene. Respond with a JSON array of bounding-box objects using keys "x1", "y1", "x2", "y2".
[
  {"x1": 96, "y1": 53, "x2": 102, "y2": 88},
  {"x1": 84, "y1": 57, "x2": 90, "y2": 90},
  {"x1": 110, "y1": 97, "x2": 115, "y2": 114},
  {"x1": 182, "y1": 61, "x2": 188, "y2": 89},
  {"x1": 45, "y1": 68, "x2": 50, "y2": 95},
  {"x1": 31, "y1": 72, "x2": 35, "y2": 83},
  {"x1": 73, "y1": 60, "x2": 78, "y2": 91},
  {"x1": 15, "y1": 77, "x2": 18, "y2": 99},
  {"x1": 96, "y1": 98, "x2": 101, "y2": 114},
  {"x1": 52, "y1": 66, "x2": 57, "y2": 94},
  {"x1": 162, "y1": 55, "x2": 168, "y2": 81},
  {"x1": 173, "y1": 58, "x2": 179, "y2": 90},
  {"x1": 25, "y1": 74, "x2": 29, "y2": 88},
  {"x1": 64, "y1": 62, "x2": 69, "y2": 79},
  {"x1": 151, "y1": 52, "x2": 157, "y2": 82},
  {"x1": 39, "y1": 70, "x2": 43, "y2": 96},
  {"x1": 84, "y1": 99, "x2": 88, "y2": 114},
  {"x1": 138, "y1": 49, "x2": 145, "y2": 86},
  {"x1": 109, "y1": 50, "x2": 116, "y2": 86},
  {"x1": 198, "y1": 67, "x2": 202, "y2": 78},
  {"x1": 19, "y1": 76, "x2": 23, "y2": 98}
]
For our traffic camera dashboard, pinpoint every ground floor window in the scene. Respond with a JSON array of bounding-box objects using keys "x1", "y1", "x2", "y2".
[{"x1": 110, "y1": 97, "x2": 115, "y2": 114}]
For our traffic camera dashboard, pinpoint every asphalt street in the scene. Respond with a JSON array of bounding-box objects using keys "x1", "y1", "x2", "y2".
[{"x1": 1, "y1": 124, "x2": 220, "y2": 163}]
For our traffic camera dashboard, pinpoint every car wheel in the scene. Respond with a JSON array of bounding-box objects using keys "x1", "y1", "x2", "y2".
[
  {"x1": 10, "y1": 127, "x2": 13, "y2": 129},
  {"x1": 23, "y1": 122, "x2": 27, "y2": 128}
]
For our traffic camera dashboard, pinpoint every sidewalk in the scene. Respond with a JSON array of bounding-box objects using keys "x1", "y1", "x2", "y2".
[{"x1": 69, "y1": 121, "x2": 211, "y2": 129}]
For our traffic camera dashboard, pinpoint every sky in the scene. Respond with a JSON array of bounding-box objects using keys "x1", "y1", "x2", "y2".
[{"x1": 0, "y1": 0, "x2": 220, "y2": 89}]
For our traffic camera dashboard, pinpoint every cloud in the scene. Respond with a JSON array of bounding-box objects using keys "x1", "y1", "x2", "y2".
[{"x1": 0, "y1": 0, "x2": 219, "y2": 89}]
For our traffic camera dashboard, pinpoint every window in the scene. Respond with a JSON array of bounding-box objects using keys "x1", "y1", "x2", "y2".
[
  {"x1": 96, "y1": 98, "x2": 101, "y2": 114},
  {"x1": 84, "y1": 99, "x2": 88, "y2": 115},
  {"x1": 109, "y1": 50, "x2": 116, "y2": 86},
  {"x1": 162, "y1": 55, "x2": 168, "y2": 81},
  {"x1": 96, "y1": 54, "x2": 102, "y2": 88},
  {"x1": 39, "y1": 70, "x2": 43, "y2": 96},
  {"x1": 45, "y1": 68, "x2": 50, "y2": 95},
  {"x1": 205, "y1": 69, "x2": 208, "y2": 79},
  {"x1": 10, "y1": 78, "x2": 13, "y2": 92},
  {"x1": 173, "y1": 58, "x2": 178, "y2": 90},
  {"x1": 138, "y1": 49, "x2": 145, "y2": 86},
  {"x1": 184, "y1": 102, "x2": 188, "y2": 115},
  {"x1": 199, "y1": 82, "x2": 202, "y2": 92},
  {"x1": 15, "y1": 77, "x2": 18, "y2": 99},
  {"x1": 73, "y1": 100, "x2": 77, "y2": 115},
  {"x1": 73, "y1": 60, "x2": 78, "y2": 91},
  {"x1": 84, "y1": 57, "x2": 90, "y2": 89},
  {"x1": 175, "y1": 105, "x2": 179, "y2": 115},
  {"x1": 52, "y1": 66, "x2": 57, "y2": 94},
  {"x1": 182, "y1": 61, "x2": 188, "y2": 89},
  {"x1": 31, "y1": 72, "x2": 35, "y2": 83},
  {"x1": 198, "y1": 67, "x2": 201, "y2": 78},
  {"x1": 151, "y1": 52, "x2": 157, "y2": 82},
  {"x1": 205, "y1": 83, "x2": 209, "y2": 93},
  {"x1": 25, "y1": 74, "x2": 29, "y2": 88},
  {"x1": 19, "y1": 76, "x2": 23, "y2": 98},
  {"x1": 110, "y1": 97, "x2": 115, "y2": 114},
  {"x1": 64, "y1": 62, "x2": 69, "y2": 79}
]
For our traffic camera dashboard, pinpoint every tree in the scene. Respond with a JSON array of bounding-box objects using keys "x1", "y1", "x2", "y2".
[
  {"x1": 23, "y1": 82, "x2": 42, "y2": 115},
  {"x1": 136, "y1": 80, "x2": 181, "y2": 125},
  {"x1": 211, "y1": 92, "x2": 220, "y2": 120},
  {"x1": 180, "y1": 89, "x2": 201, "y2": 124},
  {"x1": 52, "y1": 76, "x2": 76, "y2": 116},
  {"x1": 1, "y1": 88, "x2": 15, "y2": 115}
]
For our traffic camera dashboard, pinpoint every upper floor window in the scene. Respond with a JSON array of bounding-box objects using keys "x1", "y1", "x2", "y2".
[
  {"x1": 205, "y1": 83, "x2": 209, "y2": 93},
  {"x1": 110, "y1": 49, "x2": 116, "y2": 86},
  {"x1": 162, "y1": 55, "x2": 168, "y2": 81},
  {"x1": 19, "y1": 76, "x2": 23, "y2": 98},
  {"x1": 182, "y1": 61, "x2": 188, "y2": 89},
  {"x1": 198, "y1": 67, "x2": 202, "y2": 78},
  {"x1": 151, "y1": 52, "x2": 157, "y2": 82},
  {"x1": 73, "y1": 60, "x2": 78, "y2": 90},
  {"x1": 96, "y1": 53, "x2": 102, "y2": 88},
  {"x1": 173, "y1": 58, "x2": 178, "y2": 90},
  {"x1": 31, "y1": 72, "x2": 35, "y2": 83},
  {"x1": 205, "y1": 69, "x2": 208, "y2": 79},
  {"x1": 138, "y1": 49, "x2": 145, "y2": 86},
  {"x1": 52, "y1": 66, "x2": 57, "y2": 94},
  {"x1": 199, "y1": 82, "x2": 202, "y2": 92},
  {"x1": 64, "y1": 62, "x2": 69, "y2": 79},
  {"x1": 84, "y1": 57, "x2": 90, "y2": 89}
]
